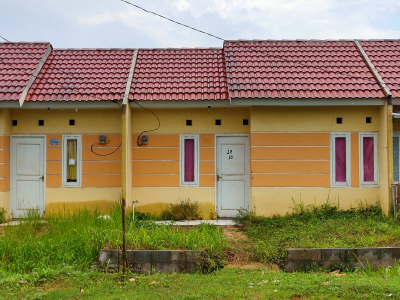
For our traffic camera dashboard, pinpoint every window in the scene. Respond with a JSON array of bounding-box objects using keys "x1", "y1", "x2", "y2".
[
  {"x1": 331, "y1": 133, "x2": 350, "y2": 186},
  {"x1": 180, "y1": 135, "x2": 199, "y2": 186},
  {"x1": 62, "y1": 135, "x2": 82, "y2": 187},
  {"x1": 359, "y1": 132, "x2": 378, "y2": 186},
  {"x1": 394, "y1": 133, "x2": 400, "y2": 182}
]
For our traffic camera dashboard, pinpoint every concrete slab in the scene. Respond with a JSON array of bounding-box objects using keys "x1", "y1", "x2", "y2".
[
  {"x1": 0, "y1": 219, "x2": 46, "y2": 227},
  {"x1": 154, "y1": 219, "x2": 236, "y2": 226}
]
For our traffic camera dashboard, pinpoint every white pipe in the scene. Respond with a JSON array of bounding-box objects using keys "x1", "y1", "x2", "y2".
[{"x1": 132, "y1": 200, "x2": 139, "y2": 222}]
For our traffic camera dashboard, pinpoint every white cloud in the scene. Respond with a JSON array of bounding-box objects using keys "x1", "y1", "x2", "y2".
[
  {"x1": 76, "y1": 12, "x2": 116, "y2": 26},
  {"x1": 73, "y1": 0, "x2": 400, "y2": 47},
  {"x1": 173, "y1": 0, "x2": 191, "y2": 11}
]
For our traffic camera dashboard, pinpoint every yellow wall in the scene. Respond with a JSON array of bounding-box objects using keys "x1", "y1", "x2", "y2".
[
  {"x1": 0, "y1": 109, "x2": 11, "y2": 135},
  {"x1": 10, "y1": 109, "x2": 121, "y2": 134},
  {"x1": 252, "y1": 187, "x2": 380, "y2": 216},
  {"x1": 132, "y1": 187, "x2": 215, "y2": 218},
  {"x1": 0, "y1": 109, "x2": 10, "y2": 219},
  {"x1": 249, "y1": 105, "x2": 389, "y2": 215},
  {"x1": 132, "y1": 133, "x2": 214, "y2": 187},
  {"x1": 46, "y1": 134, "x2": 122, "y2": 188},
  {"x1": 45, "y1": 187, "x2": 121, "y2": 214},
  {"x1": 2, "y1": 105, "x2": 391, "y2": 218},
  {"x1": 0, "y1": 191, "x2": 10, "y2": 220},
  {"x1": 4, "y1": 109, "x2": 123, "y2": 216},
  {"x1": 132, "y1": 107, "x2": 250, "y2": 134},
  {"x1": 251, "y1": 106, "x2": 379, "y2": 132}
]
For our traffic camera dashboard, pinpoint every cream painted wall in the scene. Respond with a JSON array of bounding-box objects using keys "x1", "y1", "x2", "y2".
[
  {"x1": 10, "y1": 109, "x2": 121, "y2": 134},
  {"x1": 251, "y1": 106, "x2": 380, "y2": 132},
  {"x1": 132, "y1": 107, "x2": 250, "y2": 134},
  {"x1": 0, "y1": 109, "x2": 11, "y2": 135},
  {"x1": 252, "y1": 187, "x2": 381, "y2": 216},
  {"x1": 132, "y1": 187, "x2": 215, "y2": 218},
  {"x1": 45, "y1": 187, "x2": 121, "y2": 214},
  {"x1": 0, "y1": 191, "x2": 10, "y2": 220}
]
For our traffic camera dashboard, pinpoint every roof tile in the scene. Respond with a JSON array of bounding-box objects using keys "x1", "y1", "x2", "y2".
[
  {"x1": 25, "y1": 49, "x2": 135, "y2": 102},
  {"x1": 130, "y1": 48, "x2": 229, "y2": 101},
  {"x1": 0, "y1": 42, "x2": 49, "y2": 101},
  {"x1": 360, "y1": 41, "x2": 400, "y2": 98},
  {"x1": 224, "y1": 40, "x2": 385, "y2": 99}
]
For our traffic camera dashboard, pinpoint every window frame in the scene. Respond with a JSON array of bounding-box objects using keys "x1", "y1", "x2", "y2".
[
  {"x1": 359, "y1": 132, "x2": 379, "y2": 187},
  {"x1": 330, "y1": 132, "x2": 351, "y2": 187},
  {"x1": 62, "y1": 135, "x2": 82, "y2": 187},
  {"x1": 180, "y1": 134, "x2": 199, "y2": 187}
]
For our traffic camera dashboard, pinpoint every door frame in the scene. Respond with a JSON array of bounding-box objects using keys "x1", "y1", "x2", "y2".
[
  {"x1": 214, "y1": 134, "x2": 250, "y2": 216},
  {"x1": 10, "y1": 134, "x2": 46, "y2": 218}
]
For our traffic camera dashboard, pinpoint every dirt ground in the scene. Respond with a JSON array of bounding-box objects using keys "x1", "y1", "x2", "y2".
[{"x1": 222, "y1": 226, "x2": 278, "y2": 270}]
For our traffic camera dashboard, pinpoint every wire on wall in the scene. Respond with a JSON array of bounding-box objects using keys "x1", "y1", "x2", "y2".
[{"x1": 90, "y1": 140, "x2": 122, "y2": 156}]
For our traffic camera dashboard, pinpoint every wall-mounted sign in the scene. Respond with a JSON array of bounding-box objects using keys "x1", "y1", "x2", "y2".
[{"x1": 50, "y1": 139, "x2": 59, "y2": 146}]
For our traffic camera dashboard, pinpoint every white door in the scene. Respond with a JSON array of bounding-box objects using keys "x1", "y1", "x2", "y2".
[
  {"x1": 216, "y1": 136, "x2": 250, "y2": 218},
  {"x1": 11, "y1": 136, "x2": 45, "y2": 218}
]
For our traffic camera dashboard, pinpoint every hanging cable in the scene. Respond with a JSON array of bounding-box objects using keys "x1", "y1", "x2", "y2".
[
  {"x1": 117, "y1": 0, "x2": 398, "y2": 88},
  {"x1": 90, "y1": 141, "x2": 122, "y2": 156}
]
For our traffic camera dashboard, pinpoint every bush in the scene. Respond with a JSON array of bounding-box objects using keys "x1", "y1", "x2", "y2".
[
  {"x1": 160, "y1": 199, "x2": 202, "y2": 220},
  {"x1": 235, "y1": 200, "x2": 398, "y2": 264},
  {"x1": 0, "y1": 207, "x2": 6, "y2": 224}
]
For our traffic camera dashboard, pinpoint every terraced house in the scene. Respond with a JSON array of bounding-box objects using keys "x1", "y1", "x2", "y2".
[{"x1": 0, "y1": 39, "x2": 399, "y2": 220}]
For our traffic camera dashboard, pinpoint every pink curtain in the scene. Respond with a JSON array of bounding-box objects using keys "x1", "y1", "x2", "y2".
[
  {"x1": 184, "y1": 139, "x2": 195, "y2": 182},
  {"x1": 335, "y1": 137, "x2": 346, "y2": 182},
  {"x1": 363, "y1": 137, "x2": 374, "y2": 182}
]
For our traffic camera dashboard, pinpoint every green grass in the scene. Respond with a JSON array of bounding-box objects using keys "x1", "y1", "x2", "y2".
[
  {"x1": 2, "y1": 265, "x2": 400, "y2": 299},
  {"x1": 0, "y1": 207, "x2": 228, "y2": 274},
  {"x1": 235, "y1": 201, "x2": 400, "y2": 264}
]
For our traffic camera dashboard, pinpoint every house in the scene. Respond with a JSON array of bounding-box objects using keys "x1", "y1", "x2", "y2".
[{"x1": 0, "y1": 39, "x2": 399, "y2": 220}]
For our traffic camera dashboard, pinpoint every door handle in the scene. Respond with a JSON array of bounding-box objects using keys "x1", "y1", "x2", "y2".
[
  {"x1": 217, "y1": 175, "x2": 222, "y2": 181},
  {"x1": 39, "y1": 175, "x2": 44, "y2": 182}
]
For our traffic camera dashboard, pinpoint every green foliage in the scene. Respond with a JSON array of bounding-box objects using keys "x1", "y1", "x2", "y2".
[
  {"x1": 236, "y1": 200, "x2": 400, "y2": 264},
  {"x1": 0, "y1": 206, "x2": 228, "y2": 274},
  {"x1": 0, "y1": 207, "x2": 6, "y2": 224},
  {"x1": 126, "y1": 210, "x2": 160, "y2": 223},
  {"x1": 4, "y1": 266, "x2": 400, "y2": 299},
  {"x1": 160, "y1": 199, "x2": 202, "y2": 221}
]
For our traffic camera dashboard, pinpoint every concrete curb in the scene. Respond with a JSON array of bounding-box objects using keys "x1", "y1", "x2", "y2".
[
  {"x1": 286, "y1": 247, "x2": 400, "y2": 272},
  {"x1": 92, "y1": 250, "x2": 204, "y2": 274}
]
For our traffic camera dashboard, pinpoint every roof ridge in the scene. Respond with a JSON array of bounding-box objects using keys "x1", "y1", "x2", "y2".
[
  {"x1": 0, "y1": 41, "x2": 50, "y2": 45},
  {"x1": 138, "y1": 47, "x2": 223, "y2": 51},
  {"x1": 53, "y1": 48, "x2": 136, "y2": 51}
]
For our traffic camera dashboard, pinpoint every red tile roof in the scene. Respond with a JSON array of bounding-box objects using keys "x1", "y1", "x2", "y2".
[
  {"x1": 130, "y1": 48, "x2": 229, "y2": 101},
  {"x1": 360, "y1": 41, "x2": 400, "y2": 98},
  {"x1": 224, "y1": 40, "x2": 386, "y2": 99},
  {"x1": 0, "y1": 42, "x2": 49, "y2": 101},
  {"x1": 25, "y1": 48, "x2": 135, "y2": 101}
]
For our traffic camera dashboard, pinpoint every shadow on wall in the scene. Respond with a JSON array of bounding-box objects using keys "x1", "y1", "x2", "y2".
[
  {"x1": 135, "y1": 201, "x2": 216, "y2": 220},
  {"x1": 45, "y1": 200, "x2": 119, "y2": 215}
]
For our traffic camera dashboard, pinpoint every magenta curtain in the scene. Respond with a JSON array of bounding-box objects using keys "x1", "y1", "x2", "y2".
[
  {"x1": 335, "y1": 137, "x2": 346, "y2": 182},
  {"x1": 184, "y1": 139, "x2": 195, "y2": 182},
  {"x1": 363, "y1": 137, "x2": 374, "y2": 182}
]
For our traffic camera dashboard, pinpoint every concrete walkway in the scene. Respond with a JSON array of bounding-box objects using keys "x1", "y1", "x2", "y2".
[
  {"x1": 154, "y1": 219, "x2": 237, "y2": 226},
  {"x1": 0, "y1": 219, "x2": 46, "y2": 227},
  {"x1": 0, "y1": 219, "x2": 236, "y2": 227}
]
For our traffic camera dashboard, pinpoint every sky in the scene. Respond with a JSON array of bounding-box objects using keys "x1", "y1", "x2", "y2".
[{"x1": 1, "y1": 0, "x2": 400, "y2": 49}]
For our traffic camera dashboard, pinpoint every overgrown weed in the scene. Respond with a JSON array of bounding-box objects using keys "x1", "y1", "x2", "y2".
[
  {"x1": 0, "y1": 205, "x2": 228, "y2": 274},
  {"x1": 235, "y1": 200, "x2": 399, "y2": 265},
  {"x1": 160, "y1": 199, "x2": 202, "y2": 220},
  {"x1": 0, "y1": 207, "x2": 6, "y2": 224}
]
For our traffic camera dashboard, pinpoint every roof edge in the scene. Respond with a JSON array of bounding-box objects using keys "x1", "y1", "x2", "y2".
[{"x1": 19, "y1": 43, "x2": 53, "y2": 107}]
